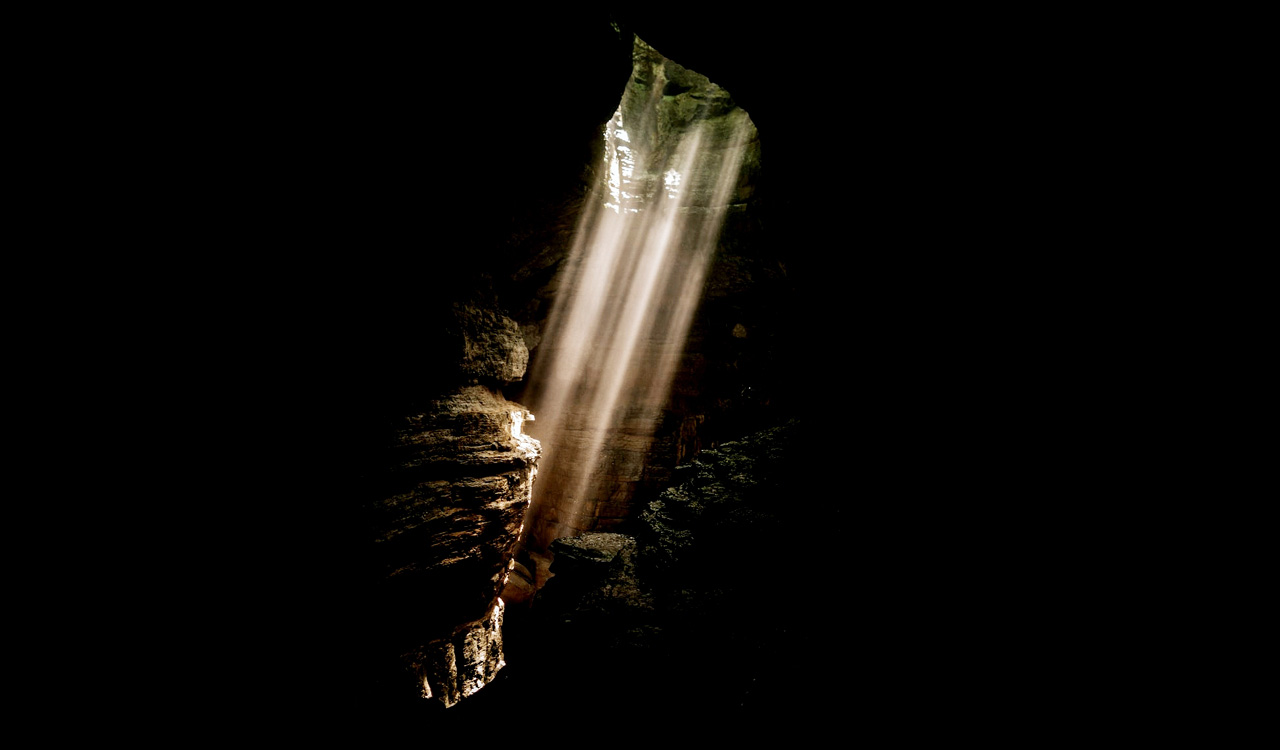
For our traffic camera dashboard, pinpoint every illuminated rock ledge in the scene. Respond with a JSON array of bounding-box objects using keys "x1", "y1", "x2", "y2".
[
  {"x1": 411, "y1": 597, "x2": 506, "y2": 708},
  {"x1": 361, "y1": 305, "x2": 539, "y2": 709}
]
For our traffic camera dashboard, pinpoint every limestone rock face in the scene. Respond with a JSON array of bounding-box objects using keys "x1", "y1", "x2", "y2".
[
  {"x1": 366, "y1": 384, "x2": 539, "y2": 707},
  {"x1": 544, "y1": 532, "x2": 652, "y2": 615},
  {"x1": 454, "y1": 304, "x2": 529, "y2": 386},
  {"x1": 616, "y1": 37, "x2": 760, "y2": 210},
  {"x1": 637, "y1": 420, "x2": 800, "y2": 584},
  {"x1": 533, "y1": 532, "x2": 655, "y2": 653},
  {"x1": 498, "y1": 559, "x2": 536, "y2": 606},
  {"x1": 409, "y1": 598, "x2": 507, "y2": 708}
]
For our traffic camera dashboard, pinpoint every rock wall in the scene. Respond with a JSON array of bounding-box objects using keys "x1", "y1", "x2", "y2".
[
  {"x1": 362, "y1": 306, "x2": 540, "y2": 708},
  {"x1": 457, "y1": 420, "x2": 840, "y2": 728}
]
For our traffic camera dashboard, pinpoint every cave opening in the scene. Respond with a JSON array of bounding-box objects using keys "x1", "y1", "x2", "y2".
[{"x1": 517, "y1": 36, "x2": 756, "y2": 560}]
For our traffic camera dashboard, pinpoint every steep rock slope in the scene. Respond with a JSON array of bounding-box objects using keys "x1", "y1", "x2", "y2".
[{"x1": 358, "y1": 305, "x2": 541, "y2": 707}]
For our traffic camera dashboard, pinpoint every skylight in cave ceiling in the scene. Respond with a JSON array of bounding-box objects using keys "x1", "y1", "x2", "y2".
[{"x1": 603, "y1": 108, "x2": 641, "y2": 214}]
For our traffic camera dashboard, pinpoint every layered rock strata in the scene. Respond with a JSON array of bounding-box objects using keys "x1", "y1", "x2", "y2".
[
  {"x1": 409, "y1": 597, "x2": 507, "y2": 708},
  {"x1": 364, "y1": 306, "x2": 540, "y2": 708}
]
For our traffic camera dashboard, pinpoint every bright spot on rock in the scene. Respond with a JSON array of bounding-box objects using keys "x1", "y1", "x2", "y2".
[
  {"x1": 604, "y1": 110, "x2": 639, "y2": 213},
  {"x1": 510, "y1": 410, "x2": 540, "y2": 460},
  {"x1": 664, "y1": 169, "x2": 683, "y2": 200}
]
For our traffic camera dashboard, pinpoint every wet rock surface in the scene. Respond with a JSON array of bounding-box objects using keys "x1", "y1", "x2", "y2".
[{"x1": 453, "y1": 304, "x2": 529, "y2": 386}]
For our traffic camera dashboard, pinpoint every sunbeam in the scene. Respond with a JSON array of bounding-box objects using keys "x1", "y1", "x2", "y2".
[{"x1": 521, "y1": 39, "x2": 754, "y2": 552}]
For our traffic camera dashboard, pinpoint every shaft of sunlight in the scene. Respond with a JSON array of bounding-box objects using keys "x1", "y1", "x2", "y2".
[{"x1": 522, "y1": 46, "x2": 753, "y2": 551}]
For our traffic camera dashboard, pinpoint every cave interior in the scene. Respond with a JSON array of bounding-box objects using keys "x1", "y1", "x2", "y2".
[{"x1": 112, "y1": 8, "x2": 1140, "y2": 739}]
